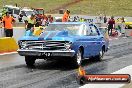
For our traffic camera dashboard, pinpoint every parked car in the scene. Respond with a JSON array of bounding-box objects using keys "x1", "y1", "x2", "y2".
[
  {"x1": 3, "y1": 5, "x2": 20, "y2": 22},
  {"x1": 17, "y1": 22, "x2": 109, "y2": 68},
  {"x1": 20, "y1": 8, "x2": 35, "y2": 22},
  {"x1": 125, "y1": 22, "x2": 132, "y2": 29},
  {"x1": 3, "y1": 5, "x2": 20, "y2": 15}
]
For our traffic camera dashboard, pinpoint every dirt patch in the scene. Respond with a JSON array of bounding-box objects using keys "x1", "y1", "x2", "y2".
[{"x1": 47, "y1": 0, "x2": 83, "y2": 13}]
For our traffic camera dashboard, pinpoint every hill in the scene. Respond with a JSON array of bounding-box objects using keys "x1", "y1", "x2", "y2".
[{"x1": 0, "y1": 0, "x2": 132, "y2": 16}]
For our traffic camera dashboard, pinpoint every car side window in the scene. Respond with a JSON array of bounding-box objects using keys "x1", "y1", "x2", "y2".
[
  {"x1": 82, "y1": 25, "x2": 87, "y2": 35},
  {"x1": 21, "y1": 11, "x2": 26, "y2": 16},
  {"x1": 89, "y1": 26, "x2": 98, "y2": 36},
  {"x1": 85, "y1": 26, "x2": 90, "y2": 36},
  {"x1": 14, "y1": 9, "x2": 20, "y2": 15},
  {"x1": 78, "y1": 24, "x2": 87, "y2": 35}
]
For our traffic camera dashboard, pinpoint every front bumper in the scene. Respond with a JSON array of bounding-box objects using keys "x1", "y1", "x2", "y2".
[{"x1": 17, "y1": 49, "x2": 75, "y2": 57}]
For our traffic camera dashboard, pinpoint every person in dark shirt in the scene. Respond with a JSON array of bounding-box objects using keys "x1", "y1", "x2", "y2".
[
  {"x1": 18, "y1": 13, "x2": 23, "y2": 22},
  {"x1": 108, "y1": 16, "x2": 115, "y2": 36},
  {"x1": 104, "y1": 15, "x2": 107, "y2": 23}
]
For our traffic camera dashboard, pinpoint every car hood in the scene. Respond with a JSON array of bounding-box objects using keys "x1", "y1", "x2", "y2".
[
  {"x1": 19, "y1": 36, "x2": 39, "y2": 41},
  {"x1": 38, "y1": 30, "x2": 75, "y2": 42}
]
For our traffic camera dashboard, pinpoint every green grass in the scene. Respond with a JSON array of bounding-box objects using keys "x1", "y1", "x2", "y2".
[
  {"x1": 66, "y1": 0, "x2": 132, "y2": 16},
  {"x1": 0, "y1": 0, "x2": 71, "y2": 13},
  {"x1": 0, "y1": 0, "x2": 132, "y2": 16}
]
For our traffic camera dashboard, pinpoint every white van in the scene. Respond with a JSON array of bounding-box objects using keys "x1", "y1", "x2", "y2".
[
  {"x1": 3, "y1": 5, "x2": 20, "y2": 16},
  {"x1": 3, "y1": 5, "x2": 20, "y2": 22},
  {"x1": 20, "y1": 8, "x2": 36, "y2": 23}
]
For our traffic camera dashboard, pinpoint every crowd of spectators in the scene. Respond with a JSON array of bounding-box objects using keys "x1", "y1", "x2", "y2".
[{"x1": 0, "y1": 9, "x2": 127, "y2": 37}]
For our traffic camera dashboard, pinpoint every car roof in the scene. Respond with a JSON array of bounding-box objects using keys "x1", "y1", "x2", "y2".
[
  {"x1": 21, "y1": 9, "x2": 33, "y2": 11},
  {"x1": 50, "y1": 22, "x2": 90, "y2": 25},
  {"x1": 36, "y1": 8, "x2": 43, "y2": 10},
  {"x1": 4, "y1": 5, "x2": 20, "y2": 9},
  {"x1": 21, "y1": 7, "x2": 33, "y2": 11}
]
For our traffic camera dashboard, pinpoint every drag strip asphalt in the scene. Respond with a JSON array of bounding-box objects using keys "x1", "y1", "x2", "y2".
[{"x1": 0, "y1": 37, "x2": 132, "y2": 88}]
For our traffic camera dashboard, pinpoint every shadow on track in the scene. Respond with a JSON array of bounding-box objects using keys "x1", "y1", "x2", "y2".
[{"x1": 27, "y1": 58, "x2": 108, "y2": 71}]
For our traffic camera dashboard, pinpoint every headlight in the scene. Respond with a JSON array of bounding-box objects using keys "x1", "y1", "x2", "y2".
[
  {"x1": 18, "y1": 41, "x2": 27, "y2": 49},
  {"x1": 21, "y1": 41, "x2": 27, "y2": 46},
  {"x1": 65, "y1": 42, "x2": 72, "y2": 50}
]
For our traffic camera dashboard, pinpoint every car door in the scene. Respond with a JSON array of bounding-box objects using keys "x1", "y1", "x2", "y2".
[
  {"x1": 88, "y1": 25, "x2": 103, "y2": 55},
  {"x1": 74, "y1": 24, "x2": 93, "y2": 58},
  {"x1": 83, "y1": 24, "x2": 103, "y2": 57}
]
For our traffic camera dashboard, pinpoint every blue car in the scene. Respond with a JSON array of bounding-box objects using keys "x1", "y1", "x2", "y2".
[{"x1": 17, "y1": 22, "x2": 109, "y2": 68}]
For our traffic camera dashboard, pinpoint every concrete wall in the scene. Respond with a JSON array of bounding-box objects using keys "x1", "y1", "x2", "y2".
[
  {"x1": 0, "y1": 37, "x2": 18, "y2": 53},
  {"x1": 0, "y1": 27, "x2": 25, "y2": 41},
  {"x1": 13, "y1": 27, "x2": 25, "y2": 41}
]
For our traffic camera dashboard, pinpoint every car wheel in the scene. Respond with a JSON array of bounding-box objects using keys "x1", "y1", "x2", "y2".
[
  {"x1": 72, "y1": 49, "x2": 83, "y2": 68},
  {"x1": 25, "y1": 56, "x2": 36, "y2": 67},
  {"x1": 96, "y1": 48, "x2": 104, "y2": 61}
]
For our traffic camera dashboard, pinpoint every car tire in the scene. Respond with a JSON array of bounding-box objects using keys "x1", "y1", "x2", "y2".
[
  {"x1": 96, "y1": 48, "x2": 104, "y2": 61},
  {"x1": 72, "y1": 49, "x2": 83, "y2": 68},
  {"x1": 25, "y1": 56, "x2": 36, "y2": 67}
]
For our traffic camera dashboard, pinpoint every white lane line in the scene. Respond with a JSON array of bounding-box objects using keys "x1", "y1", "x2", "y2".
[
  {"x1": 80, "y1": 65, "x2": 132, "y2": 88},
  {"x1": 0, "y1": 52, "x2": 17, "y2": 56}
]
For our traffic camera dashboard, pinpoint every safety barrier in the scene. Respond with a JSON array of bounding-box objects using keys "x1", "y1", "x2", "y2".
[
  {"x1": 0, "y1": 37, "x2": 18, "y2": 53},
  {"x1": 0, "y1": 27, "x2": 44, "y2": 41}
]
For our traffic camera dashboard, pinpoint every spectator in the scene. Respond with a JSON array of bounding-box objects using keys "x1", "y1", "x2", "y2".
[
  {"x1": 41, "y1": 17, "x2": 47, "y2": 26},
  {"x1": 15, "y1": 3, "x2": 18, "y2": 7},
  {"x1": 25, "y1": 14, "x2": 36, "y2": 31},
  {"x1": 35, "y1": 16, "x2": 41, "y2": 27},
  {"x1": 121, "y1": 17, "x2": 126, "y2": 37},
  {"x1": 2, "y1": 12, "x2": 15, "y2": 37},
  {"x1": 47, "y1": 15, "x2": 53, "y2": 23},
  {"x1": 95, "y1": 17, "x2": 99, "y2": 23},
  {"x1": 99, "y1": 14, "x2": 103, "y2": 23},
  {"x1": 108, "y1": 16, "x2": 115, "y2": 36},
  {"x1": 73, "y1": 16, "x2": 79, "y2": 22},
  {"x1": 104, "y1": 15, "x2": 107, "y2": 23},
  {"x1": 18, "y1": 12, "x2": 23, "y2": 22},
  {"x1": 62, "y1": 9, "x2": 70, "y2": 22},
  {"x1": 79, "y1": 18, "x2": 84, "y2": 22}
]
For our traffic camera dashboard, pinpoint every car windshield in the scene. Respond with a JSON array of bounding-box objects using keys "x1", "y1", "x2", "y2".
[
  {"x1": 36, "y1": 9, "x2": 43, "y2": 14},
  {"x1": 45, "y1": 24, "x2": 83, "y2": 35},
  {"x1": 26, "y1": 11, "x2": 34, "y2": 16},
  {"x1": 14, "y1": 9, "x2": 20, "y2": 15}
]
